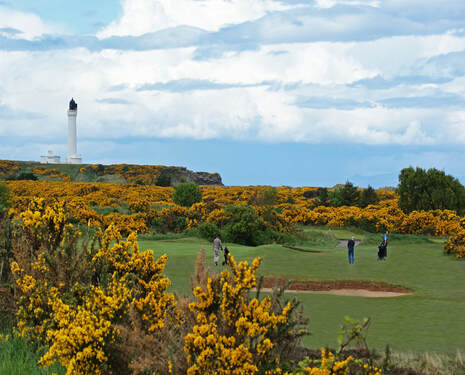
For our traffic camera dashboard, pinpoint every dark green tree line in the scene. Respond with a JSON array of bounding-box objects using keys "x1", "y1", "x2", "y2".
[{"x1": 398, "y1": 167, "x2": 465, "y2": 214}]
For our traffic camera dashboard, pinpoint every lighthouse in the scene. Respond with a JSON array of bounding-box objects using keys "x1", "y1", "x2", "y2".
[{"x1": 67, "y1": 98, "x2": 82, "y2": 164}]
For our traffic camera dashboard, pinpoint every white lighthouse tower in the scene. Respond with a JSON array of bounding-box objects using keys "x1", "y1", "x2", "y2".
[{"x1": 67, "y1": 98, "x2": 82, "y2": 164}]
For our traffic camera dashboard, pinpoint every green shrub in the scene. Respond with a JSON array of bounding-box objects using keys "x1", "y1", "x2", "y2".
[
  {"x1": 172, "y1": 182, "x2": 202, "y2": 207},
  {"x1": 6, "y1": 172, "x2": 37, "y2": 181},
  {"x1": 330, "y1": 181, "x2": 359, "y2": 207},
  {"x1": 359, "y1": 185, "x2": 379, "y2": 208},
  {"x1": 222, "y1": 205, "x2": 270, "y2": 246},
  {"x1": 155, "y1": 172, "x2": 171, "y2": 187},
  {"x1": 197, "y1": 222, "x2": 222, "y2": 241}
]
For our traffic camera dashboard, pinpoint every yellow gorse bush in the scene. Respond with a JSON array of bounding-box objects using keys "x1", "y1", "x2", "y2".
[
  {"x1": 4, "y1": 180, "x2": 463, "y2": 240},
  {"x1": 10, "y1": 200, "x2": 180, "y2": 375},
  {"x1": 185, "y1": 256, "x2": 292, "y2": 375},
  {"x1": 286, "y1": 348, "x2": 382, "y2": 375},
  {"x1": 7, "y1": 178, "x2": 465, "y2": 258}
]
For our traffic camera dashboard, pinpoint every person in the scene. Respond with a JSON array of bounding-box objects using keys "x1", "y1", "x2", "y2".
[
  {"x1": 347, "y1": 236, "x2": 355, "y2": 264},
  {"x1": 212, "y1": 235, "x2": 223, "y2": 266},
  {"x1": 222, "y1": 246, "x2": 230, "y2": 266}
]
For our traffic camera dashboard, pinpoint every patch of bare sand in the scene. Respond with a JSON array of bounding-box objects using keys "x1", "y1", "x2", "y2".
[
  {"x1": 256, "y1": 277, "x2": 413, "y2": 298},
  {"x1": 255, "y1": 288, "x2": 411, "y2": 297}
]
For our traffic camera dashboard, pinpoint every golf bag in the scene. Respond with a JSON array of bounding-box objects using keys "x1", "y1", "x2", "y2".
[{"x1": 378, "y1": 241, "x2": 386, "y2": 259}]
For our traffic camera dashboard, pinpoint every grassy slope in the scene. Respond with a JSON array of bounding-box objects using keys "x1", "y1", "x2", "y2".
[
  {"x1": 0, "y1": 335, "x2": 65, "y2": 375},
  {"x1": 140, "y1": 227, "x2": 465, "y2": 353}
]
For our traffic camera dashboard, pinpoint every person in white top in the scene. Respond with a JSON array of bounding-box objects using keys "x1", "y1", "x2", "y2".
[{"x1": 212, "y1": 235, "x2": 223, "y2": 266}]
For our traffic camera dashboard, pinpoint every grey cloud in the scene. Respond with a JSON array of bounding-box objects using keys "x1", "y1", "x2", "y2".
[
  {"x1": 295, "y1": 96, "x2": 375, "y2": 110},
  {"x1": 0, "y1": 27, "x2": 21, "y2": 35},
  {"x1": 0, "y1": 25, "x2": 208, "y2": 52},
  {"x1": 207, "y1": 4, "x2": 465, "y2": 48},
  {"x1": 349, "y1": 75, "x2": 454, "y2": 89},
  {"x1": 1, "y1": 2, "x2": 465, "y2": 53},
  {"x1": 379, "y1": 93, "x2": 465, "y2": 108},
  {"x1": 192, "y1": 41, "x2": 259, "y2": 60},
  {"x1": 136, "y1": 79, "x2": 268, "y2": 92},
  {"x1": 0, "y1": 104, "x2": 43, "y2": 119},
  {"x1": 383, "y1": 0, "x2": 465, "y2": 23},
  {"x1": 96, "y1": 98, "x2": 131, "y2": 105},
  {"x1": 417, "y1": 50, "x2": 465, "y2": 78},
  {"x1": 108, "y1": 84, "x2": 128, "y2": 92}
]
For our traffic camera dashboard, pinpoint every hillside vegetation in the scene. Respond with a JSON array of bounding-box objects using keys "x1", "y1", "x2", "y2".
[{"x1": 0, "y1": 160, "x2": 223, "y2": 186}]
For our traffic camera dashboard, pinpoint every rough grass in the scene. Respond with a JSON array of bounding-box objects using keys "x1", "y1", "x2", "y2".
[
  {"x1": 0, "y1": 333, "x2": 65, "y2": 375},
  {"x1": 389, "y1": 350, "x2": 465, "y2": 374}
]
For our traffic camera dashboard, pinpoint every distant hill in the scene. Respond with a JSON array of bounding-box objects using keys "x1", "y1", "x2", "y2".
[{"x1": 0, "y1": 160, "x2": 223, "y2": 186}]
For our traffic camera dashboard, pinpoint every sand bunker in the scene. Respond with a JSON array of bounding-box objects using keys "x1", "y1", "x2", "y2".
[{"x1": 256, "y1": 278, "x2": 413, "y2": 298}]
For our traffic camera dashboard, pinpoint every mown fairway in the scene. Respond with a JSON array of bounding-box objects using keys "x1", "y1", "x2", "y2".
[{"x1": 140, "y1": 227, "x2": 465, "y2": 353}]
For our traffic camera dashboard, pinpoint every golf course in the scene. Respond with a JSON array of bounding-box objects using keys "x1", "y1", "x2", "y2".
[{"x1": 143, "y1": 226, "x2": 465, "y2": 353}]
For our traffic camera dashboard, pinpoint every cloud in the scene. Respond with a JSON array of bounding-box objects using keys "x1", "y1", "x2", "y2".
[
  {"x1": 201, "y1": 4, "x2": 465, "y2": 49},
  {"x1": 416, "y1": 50, "x2": 465, "y2": 78},
  {"x1": 136, "y1": 79, "x2": 268, "y2": 92},
  {"x1": 97, "y1": 0, "x2": 302, "y2": 38},
  {"x1": 295, "y1": 96, "x2": 375, "y2": 110},
  {"x1": 0, "y1": 27, "x2": 21, "y2": 35},
  {"x1": 0, "y1": 103, "x2": 43, "y2": 120},
  {"x1": 96, "y1": 98, "x2": 131, "y2": 105},
  {"x1": 0, "y1": 5, "x2": 54, "y2": 40},
  {"x1": 0, "y1": 26, "x2": 207, "y2": 52},
  {"x1": 379, "y1": 93, "x2": 465, "y2": 108},
  {"x1": 2, "y1": 1, "x2": 465, "y2": 152},
  {"x1": 349, "y1": 74, "x2": 454, "y2": 89}
]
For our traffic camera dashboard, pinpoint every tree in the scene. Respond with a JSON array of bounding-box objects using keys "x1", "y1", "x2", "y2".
[
  {"x1": 398, "y1": 167, "x2": 465, "y2": 214},
  {"x1": 172, "y1": 182, "x2": 202, "y2": 207},
  {"x1": 330, "y1": 181, "x2": 359, "y2": 207},
  {"x1": 318, "y1": 187, "x2": 329, "y2": 206},
  {"x1": 156, "y1": 172, "x2": 172, "y2": 187},
  {"x1": 359, "y1": 185, "x2": 379, "y2": 208},
  {"x1": 223, "y1": 205, "x2": 268, "y2": 246}
]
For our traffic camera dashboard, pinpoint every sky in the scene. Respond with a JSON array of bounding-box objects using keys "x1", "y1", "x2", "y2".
[{"x1": 1, "y1": 1, "x2": 465, "y2": 187}]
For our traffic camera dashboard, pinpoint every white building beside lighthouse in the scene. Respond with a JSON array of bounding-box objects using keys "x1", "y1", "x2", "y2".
[{"x1": 67, "y1": 98, "x2": 82, "y2": 164}]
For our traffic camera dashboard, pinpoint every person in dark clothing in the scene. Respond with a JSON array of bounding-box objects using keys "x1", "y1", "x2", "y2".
[
  {"x1": 222, "y1": 247, "x2": 230, "y2": 266},
  {"x1": 378, "y1": 240, "x2": 386, "y2": 260},
  {"x1": 347, "y1": 237, "x2": 355, "y2": 264}
]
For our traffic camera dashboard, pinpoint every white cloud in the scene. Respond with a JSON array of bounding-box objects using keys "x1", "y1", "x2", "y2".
[
  {"x1": 0, "y1": 6, "x2": 54, "y2": 40},
  {"x1": 98, "y1": 0, "x2": 301, "y2": 38},
  {"x1": 315, "y1": 0, "x2": 380, "y2": 8}
]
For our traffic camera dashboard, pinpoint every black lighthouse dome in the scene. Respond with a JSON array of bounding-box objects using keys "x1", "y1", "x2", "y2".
[{"x1": 69, "y1": 98, "x2": 77, "y2": 110}]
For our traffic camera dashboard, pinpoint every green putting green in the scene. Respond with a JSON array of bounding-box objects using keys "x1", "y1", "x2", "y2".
[{"x1": 140, "y1": 227, "x2": 465, "y2": 353}]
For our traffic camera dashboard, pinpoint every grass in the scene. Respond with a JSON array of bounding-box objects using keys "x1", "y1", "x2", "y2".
[
  {"x1": 138, "y1": 226, "x2": 465, "y2": 353},
  {"x1": 0, "y1": 333, "x2": 65, "y2": 375}
]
